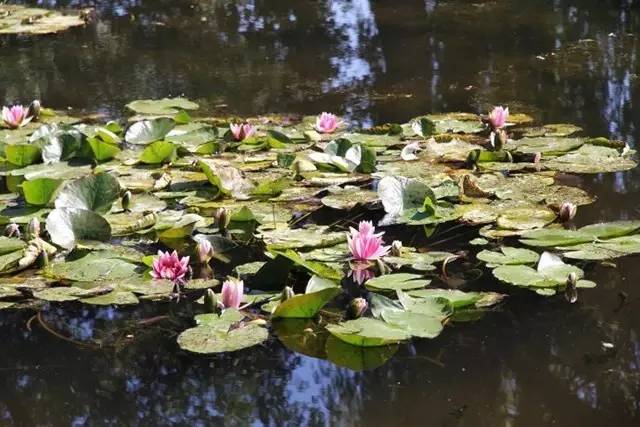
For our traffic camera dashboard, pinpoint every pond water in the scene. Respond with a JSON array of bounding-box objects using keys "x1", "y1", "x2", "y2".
[{"x1": 1, "y1": 0, "x2": 640, "y2": 425}]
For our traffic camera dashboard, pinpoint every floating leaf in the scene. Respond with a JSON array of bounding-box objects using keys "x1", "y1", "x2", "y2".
[
  {"x1": 177, "y1": 309, "x2": 268, "y2": 354},
  {"x1": 326, "y1": 317, "x2": 410, "y2": 347},
  {"x1": 5, "y1": 144, "x2": 41, "y2": 167},
  {"x1": 45, "y1": 208, "x2": 112, "y2": 249},
  {"x1": 44, "y1": 252, "x2": 140, "y2": 282},
  {"x1": 125, "y1": 118, "x2": 175, "y2": 145},
  {"x1": 55, "y1": 172, "x2": 121, "y2": 214},
  {"x1": 366, "y1": 273, "x2": 430, "y2": 292},
  {"x1": 22, "y1": 178, "x2": 62, "y2": 206},
  {"x1": 0, "y1": 5, "x2": 86, "y2": 35},
  {"x1": 139, "y1": 140, "x2": 176, "y2": 164},
  {"x1": 126, "y1": 98, "x2": 199, "y2": 115},
  {"x1": 477, "y1": 247, "x2": 540, "y2": 267},
  {"x1": 272, "y1": 277, "x2": 341, "y2": 318}
]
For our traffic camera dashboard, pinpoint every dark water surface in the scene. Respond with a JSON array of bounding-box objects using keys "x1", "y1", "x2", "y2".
[{"x1": 1, "y1": 0, "x2": 640, "y2": 425}]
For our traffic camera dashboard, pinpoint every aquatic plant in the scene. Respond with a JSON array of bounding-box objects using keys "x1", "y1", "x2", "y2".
[
  {"x1": 2, "y1": 105, "x2": 32, "y2": 128},
  {"x1": 315, "y1": 112, "x2": 342, "y2": 133},
  {"x1": 220, "y1": 278, "x2": 244, "y2": 309},
  {"x1": 487, "y1": 106, "x2": 509, "y2": 130},
  {"x1": 229, "y1": 123, "x2": 256, "y2": 141},
  {"x1": 151, "y1": 251, "x2": 190, "y2": 283},
  {"x1": 347, "y1": 221, "x2": 390, "y2": 261}
]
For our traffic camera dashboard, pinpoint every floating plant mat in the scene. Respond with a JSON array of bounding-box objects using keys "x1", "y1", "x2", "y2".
[
  {"x1": 0, "y1": 98, "x2": 637, "y2": 368},
  {"x1": 0, "y1": 5, "x2": 89, "y2": 35}
]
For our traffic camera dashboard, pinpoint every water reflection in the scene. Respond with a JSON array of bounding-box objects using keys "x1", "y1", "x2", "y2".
[{"x1": 2, "y1": 0, "x2": 640, "y2": 425}]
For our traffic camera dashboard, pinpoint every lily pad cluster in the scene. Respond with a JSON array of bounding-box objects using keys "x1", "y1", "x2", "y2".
[
  {"x1": 0, "y1": 97, "x2": 637, "y2": 366},
  {"x1": 0, "y1": 5, "x2": 89, "y2": 35}
]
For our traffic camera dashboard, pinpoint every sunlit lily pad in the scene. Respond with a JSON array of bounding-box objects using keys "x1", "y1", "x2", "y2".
[
  {"x1": 126, "y1": 98, "x2": 199, "y2": 115},
  {"x1": 366, "y1": 273, "x2": 430, "y2": 292},
  {"x1": 272, "y1": 276, "x2": 341, "y2": 318},
  {"x1": 326, "y1": 317, "x2": 410, "y2": 347},
  {"x1": 544, "y1": 145, "x2": 636, "y2": 173},
  {"x1": 477, "y1": 246, "x2": 540, "y2": 267},
  {"x1": 0, "y1": 5, "x2": 87, "y2": 35},
  {"x1": 177, "y1": 309, "x2": 268, "y2": 354},
  {"x1": 44, "y1": 252, "x2": 140, "y2": 282}
]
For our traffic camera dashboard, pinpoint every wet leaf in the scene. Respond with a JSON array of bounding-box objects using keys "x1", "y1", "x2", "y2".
[
  {"x1": 22, "y1": 178, "x2": 62, "y2": 206},
  {"x1": 366, "y1": 273, "x2": 431, "y2": 292},
  {"x1": 177, "y1": 309, "x2": 268, "y2": 354},
  {"x1": 125, "y1": 118, "x2": 175, "y2": 145},
  {"x1": 45, "y1": 208, "x2": 112, "y2": 249},
  {"x1": 54, "y1": 172, "x2": 121, "y2": 214},
  {"x1": 44, "y1": 252, "x2": 140, "y2": 282},
  {"x1": 0, "y1": 5, "x2": 86, "y2": 35},
  {"x1": 126, "y1": 98, "x2": 199, "y2": 115},
  {"x1": 326, "y1": 317, "x2": 410, "y2": 347}
]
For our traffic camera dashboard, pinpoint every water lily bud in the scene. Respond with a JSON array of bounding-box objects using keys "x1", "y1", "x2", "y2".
[
  {"x1": 281, "y1": 286, "x2": 295, "y2": 302},
  {"x1": 122, "y1": 190, "x2": 132, "y2": 212},
  {"x1": 215, "y1": 208, "x2": 231, "y2": 231},
  {"x1": 27, "y1": 99, "x2": 41, "y2": 120},
  {"x1": 204, "y1": 289, "x2": 219, "y2": 313},
  {"x1": 349, "y1": 297, "x2": 368, "y2": 319},
  {"x1": 4, "y1": 223, "x2": 20, "y2": 238},
  {"x1": 558, "y1": 202, "x2": 577, "y2": 222},
  {"x1": 565, "y1": 272, "x2": 578, "y2": 304},
  {"x1": 37, "y1": 248, "x2": 49, "y2": 267},
  {"x1": 26, "y1": 217, "x2": 40, "y2": 240},
  {"x1": 390, "y1": 240, "x2": 403, "y2": 256},
  {"x1": 196, "y1": 239, "x2": 213, "y2": 264}
]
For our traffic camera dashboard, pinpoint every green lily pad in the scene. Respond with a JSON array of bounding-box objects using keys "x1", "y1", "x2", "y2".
[
  {"x1": 272, "y1": 276, "x2": 341, "y2": 318},
  {"x1": 125, "y1": 118, "x2": 175, "y2": 145},
  {"x1": 126, "y1": 98, "x2": 199, "y2": 115},
  {"x1": 477, "y1": 246, "x2": 540, "y2": 267},
  {"x1": 54, "y1": 172, "x2": 121, "y2": 214},
  {"x1": 45, "y1": 207, "x2": 112, "y2": 249},
  {"x1": 509, "y1": 137, "x2": 584, "y2": 155},
  {"x1": 366, "y1": 273, "x2": 431, "y2": 292},
  {"x1": 320, "y1": 185, "x2": 378, "y2": 210},
  {"x1": 271, "y1": 250, "x2": 343, "y2": 281},
  {"x1": 544, "y1": 144, "x2": 636, "y2": 173},
  {"x1": 261, "y1": 225, "x2": 346, "y2": 251},
  {"x1": 5, "y1": 144, "x2": 41, "y2": 167},
  {"x1": 44, "y1": 252, "x2": 140, "y2": 282},
  {"x1": 326, "y1": 317, "x2": 411, "y2": 347},
  {"x1": 81, "y1": 291, "x2": 140, "y2": 306},
  {"x1": 22, "y1": 178, "x2": 62, "y2": 206},
  {"x1": 407, "y1": 289, "x2": 505, "y2": 308},
  {"x1": 139, "y1": 140, "x2": 176, "y2": 164},
  {"x1": 0, "y1": 5, "x2": 87, "y2": 35},
  {"x1": 177, "y1": 309, "x2": 268, "y2": 354},
  {"x1": 198, "y1": 159, "x2": 253, "y2": 199}
]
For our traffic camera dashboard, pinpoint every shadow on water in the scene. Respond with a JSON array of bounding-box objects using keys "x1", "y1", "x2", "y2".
[{"x1": 1, "y1": 0, "x2": 640, "y2": 425}]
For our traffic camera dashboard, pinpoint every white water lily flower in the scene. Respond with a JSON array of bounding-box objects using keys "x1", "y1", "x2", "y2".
[{"x1": 401, "y1": 141, "x2": 422, "y2": 161}]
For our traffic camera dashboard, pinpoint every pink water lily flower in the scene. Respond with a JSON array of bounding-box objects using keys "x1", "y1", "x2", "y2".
[
  {"x1": 2, "y1": 105, "x2": 33, "y2": 129},
  {"x1": 196, "y1": 239, "x2": 214, "y2": 264},
  {"x1": 221, "y1": 278, "x2": 244, "y2": 309},
  {"x1": 315, "y1": 112, "x2": 342, "y2": 134},
  {"x1": 348, "y1": 220, "x2": 390, "y2": 261},
  {"x1": 151, "y1": 250, "x2": 190, "y2": 283},
  {"x1": 348, "y1": 263, "x2": 375, "y2": 285},
  {"x1": 488, "y1": 106, "x2": 509, "y2": 130},
  {"x1": 229, "y1": 123, "x2": 256, "y2": 141}
]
